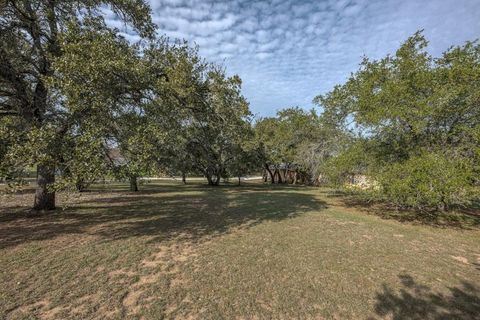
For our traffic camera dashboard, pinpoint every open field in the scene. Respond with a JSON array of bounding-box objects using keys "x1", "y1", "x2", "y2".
[{"x1": 1, "y1": 181, "x2": 479, "y2": 319}]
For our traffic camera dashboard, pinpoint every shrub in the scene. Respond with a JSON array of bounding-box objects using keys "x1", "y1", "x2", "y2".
[{"x1": 375, "y1": 153, "x2": 477, "y2": 211}]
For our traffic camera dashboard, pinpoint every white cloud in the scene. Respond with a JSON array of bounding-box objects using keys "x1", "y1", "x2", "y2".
[{"x1": 141, "y1": 0, "x2": 480, "y2": 116}]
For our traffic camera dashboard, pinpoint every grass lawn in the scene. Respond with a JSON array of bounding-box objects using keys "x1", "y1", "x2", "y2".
[{"x1": 1, "y1": 181, "x2": 479, "y2": 319}]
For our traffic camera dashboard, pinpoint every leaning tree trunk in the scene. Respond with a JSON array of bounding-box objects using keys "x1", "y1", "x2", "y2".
[
  {"x1": 283, "y1": 169, "x2": 289, "y2": 184},
  {"x1": 129, "y1": 175, "x2": 138, "y2": 192},
  {"x1": 264, "y1": 164, "x2": 274, "y2": 184},
  {"x1": 34, "y1": 164, "x2": 56, "y2": 211}
]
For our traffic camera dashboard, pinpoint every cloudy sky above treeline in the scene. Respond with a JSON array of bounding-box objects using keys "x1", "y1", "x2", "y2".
[{"x1": 107, "y1": 0, "x2": 480, "y2": 116}]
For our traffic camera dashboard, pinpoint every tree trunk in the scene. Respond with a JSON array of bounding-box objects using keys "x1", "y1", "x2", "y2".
[
  {"x1": 182, "y1": 172, "x2": 187, "y2": 184},
  {"x1": 274, "y1": 169, "x2": 282, "y2": 184},
  {"x1": 32, "y1": 76, "x2": 56, "y2": 210},
  {"x1": 76, "y1": 178, "x2": 86, "y2": 192},
  {"x1": 238, "y1": 176, "x2": 241, "y2": 185},
  {"x1": 129, "y1": 176, "x2": 138, "y2": 192},
  {"x1": 205, "y1": 167, "x2": 221, "y2": 186},
  {"x1": 213, "y1": 174, "x2": 221, "y2": 186},
  {"x1": 293, "y1": 171, "x2": 298, "y2": 184},
  {"x1": 265, "y1": 164, "x2": 274, "y2": 184},
  {"x1": 34, "y1": 164, "x2": 55, "y2": 211},
  {"x1": 206, "y1": 172, "x2": 214, "y2": 185}
]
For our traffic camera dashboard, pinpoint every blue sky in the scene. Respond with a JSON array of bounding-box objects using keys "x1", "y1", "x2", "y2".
[{"x1": 110, "y1": 0, "x2": 480, "y2": 117}]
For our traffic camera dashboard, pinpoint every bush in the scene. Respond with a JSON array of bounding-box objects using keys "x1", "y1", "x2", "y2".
[{"x1": 376, "y1": 153, "x2": 477, "y2": 211}]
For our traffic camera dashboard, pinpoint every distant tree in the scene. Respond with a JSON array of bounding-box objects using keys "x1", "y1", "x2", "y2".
[
  {"x1": 186, "y1": 69, "x2": 253, "y2": 185},
  {"x1": 294, "y1": 125, "x2": 351, "y2": 185},
  {"x1": 255, "y1": 107, "x2": 331, "y2": 184},
  {"x1": 253, "y1": 117, "x2": 279, "y2": 182},
  {"x1": 115, "y1": 40, "x2": 256, "y2": 187},
  {"x1": 137, "y1": 40, "x2": 210, "y2": 184},
  {"x1": 226, "y1": 129, "x2": 264, "y2": 185},
  {"x1": 109, "y1": 114, "x2": 161, "y2": 192}
]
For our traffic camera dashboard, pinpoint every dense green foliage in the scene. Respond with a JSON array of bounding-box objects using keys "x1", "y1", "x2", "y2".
[
  {"x1": 0, "y1": 0, "x2": 258, "y2": 209},
  {"x1": 316, "y1": 32, "x2": 480, "y2": 210},
  {"x1": 376, "y1": 153, "x2": 475, "y2": 210}
]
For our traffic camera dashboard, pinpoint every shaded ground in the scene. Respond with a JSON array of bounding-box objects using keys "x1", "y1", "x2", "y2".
[
  {"x1": 1, "y1": 181, "x2": 479, "y2": 319},
  {"x1": 322, "y1": 189, "x2": 480, "y2": 229}
]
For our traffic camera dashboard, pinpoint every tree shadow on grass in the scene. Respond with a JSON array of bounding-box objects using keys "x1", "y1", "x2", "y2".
[
  {"x1": 320, "y1": 189, "x2": 480, "y2": 229},
  {"x1": 373, "y1": 274, "x2": 480, "y2": 320},
  {"x1": 0, "y1": 183, "x2": 327, "y2": 249}
]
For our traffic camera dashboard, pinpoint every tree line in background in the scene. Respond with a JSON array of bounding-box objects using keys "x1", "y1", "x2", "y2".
[{"x1": 1, "y1": 1, "x2": 479, "y2": 213}]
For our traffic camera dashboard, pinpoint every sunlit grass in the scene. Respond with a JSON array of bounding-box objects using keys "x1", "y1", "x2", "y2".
[{"x1": 1, "y1": 181, "x2": 479, "y2": 319}]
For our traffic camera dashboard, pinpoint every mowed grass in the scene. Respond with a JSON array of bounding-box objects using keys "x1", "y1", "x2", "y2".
[{"x1": 1, "y1": 181, "x2": 479, "y2": 319}]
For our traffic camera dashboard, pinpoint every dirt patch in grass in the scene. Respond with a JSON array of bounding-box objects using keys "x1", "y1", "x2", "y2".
[{"x1": 121, "y1": 241, "x2": 201, "y2": 317}]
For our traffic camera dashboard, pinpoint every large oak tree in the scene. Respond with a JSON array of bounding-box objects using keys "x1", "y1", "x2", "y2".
[{"x1": 0, "y1": 0, "x2": 153, "y2": 210}]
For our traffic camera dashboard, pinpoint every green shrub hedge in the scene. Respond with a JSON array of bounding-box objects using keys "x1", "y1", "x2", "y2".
[{"x1": 376, "y1": 153, "x2": 477, "y2": 211}]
